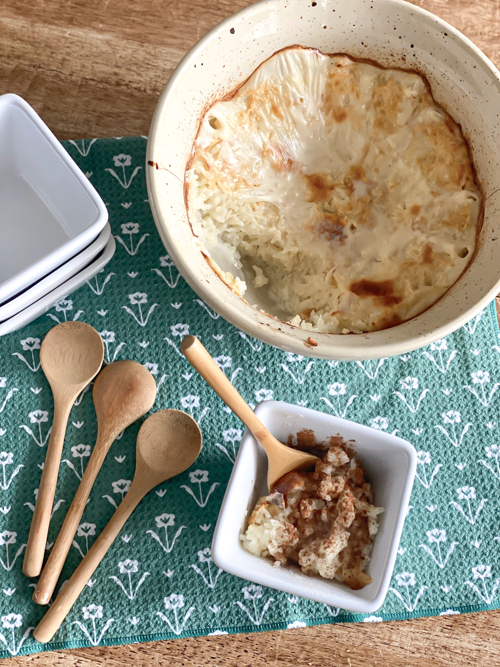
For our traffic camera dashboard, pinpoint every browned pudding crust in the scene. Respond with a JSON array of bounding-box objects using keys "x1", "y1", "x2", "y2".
[{"x1": 187, "y1": 47, "x2": 483, "y2": 334}]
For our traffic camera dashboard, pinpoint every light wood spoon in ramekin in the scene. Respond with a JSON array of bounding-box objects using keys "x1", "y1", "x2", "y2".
[
  {"x1": 180, "y1": 335, "x2": 318, "y2": 489},
  {"x1": 33, "y1": 409, "x2": 202, "y2": 643},
  {"x1": 23, "y1": 322, "x2": 104, "y2": 578}
]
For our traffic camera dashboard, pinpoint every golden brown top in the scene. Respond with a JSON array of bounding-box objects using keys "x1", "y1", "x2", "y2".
[{"x1": 187, "y1": 48, "x2": 483, "y2": 333}]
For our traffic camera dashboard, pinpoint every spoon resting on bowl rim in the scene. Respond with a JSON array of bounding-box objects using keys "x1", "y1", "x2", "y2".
[{"x1": 180, "y1": 335, "x2": 318, "y2": 490}]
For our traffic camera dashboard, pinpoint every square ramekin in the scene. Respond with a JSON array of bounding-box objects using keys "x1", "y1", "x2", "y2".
[
  {"x1": 211, "y1": 401, "x2": 417, "y2": 613},
  {"x1": 0, "y1": 235, "x2": 116, "y2": 336},
  {"x1": 0, "y1": 223, "x2": 111, "y2": 321},
  {"x1": 0, "y1": 93, "x2": 108, "y2": 304}
]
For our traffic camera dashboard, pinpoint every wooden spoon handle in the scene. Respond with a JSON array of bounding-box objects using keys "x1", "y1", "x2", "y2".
[
  {"x1": 180, "y1": 336, "x2": 276, "y2": 452},
  {"x1": 33, "y1": 434, "x2": 112, "y2": 605},
  {"x1": 23, "y1": 401, "x2": 72, "y2": 578},
  {"x1": 33, "y1": 482, "x2": 144, "y2": 643}
]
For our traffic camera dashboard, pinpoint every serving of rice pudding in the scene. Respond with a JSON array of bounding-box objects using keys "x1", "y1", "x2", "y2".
[
  {"x1": 186, "y1": 47, "x2": 483, "y2": 334},
  {"x1": 241, "y1": 433, "x2": 383, "y2": 589}
]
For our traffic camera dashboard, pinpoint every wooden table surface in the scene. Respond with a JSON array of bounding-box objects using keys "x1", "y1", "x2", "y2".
[{"x1": 1, "y1": 0, "x2": 500, "y2": 664}]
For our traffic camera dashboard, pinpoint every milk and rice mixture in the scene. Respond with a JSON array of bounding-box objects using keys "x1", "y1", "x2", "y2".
[{"x1": 186, "y1": 48, "x2": 482, "y2": 333}]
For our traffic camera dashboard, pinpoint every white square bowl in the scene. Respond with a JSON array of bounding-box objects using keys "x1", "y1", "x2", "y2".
[
  {"x1": 0, "y1": 93, "x2": 108, "y2": 303},
  {"x1": 212, "y1": 401, "x2": 417, "y2": 614},
  {"x1": 0, "y1": 235, "x2": 115, "y2": 336},
  {"x1": 0, "y1": 223, "x2": 111, "y2": 321}
]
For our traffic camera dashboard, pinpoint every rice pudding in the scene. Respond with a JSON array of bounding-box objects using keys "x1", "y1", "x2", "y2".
[
  {"x1": 186, "y1": 47, "x2": 483, "y2": 334},
  {"x1": 241, "y1": 433, "x2": 383, "y2": 590}
]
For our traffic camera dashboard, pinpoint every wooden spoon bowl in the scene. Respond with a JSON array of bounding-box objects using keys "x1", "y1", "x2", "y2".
[
  {"x1": 135, "y1": 409, "x2": 204, "y2": 487},
  {"x1": 41, "y1": 322, "x2": 105, "y2": 386}
]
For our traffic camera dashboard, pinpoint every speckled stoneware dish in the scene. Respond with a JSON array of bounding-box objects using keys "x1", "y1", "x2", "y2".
[{"x1": 147, "y1": 0, "x2": 500, "y2": 361}]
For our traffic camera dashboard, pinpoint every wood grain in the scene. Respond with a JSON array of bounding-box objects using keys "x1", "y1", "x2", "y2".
[
  {"x1": 2, "y1": 0, "x2": 500, "y2": 664},
  {"x1": 33, "y1": 361, "x2": 157, "y2": 606},
  {"x1": 23, "y1": 323, "x2": 105, "y2": 579},
  {"x1": 33, "y1": 409, "x2": 202, "y2": 643}
]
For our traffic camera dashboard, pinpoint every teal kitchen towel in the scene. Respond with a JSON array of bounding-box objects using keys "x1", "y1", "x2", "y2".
[{"x1": 0, "y1": 136, "x2": 500, "y2": 657}]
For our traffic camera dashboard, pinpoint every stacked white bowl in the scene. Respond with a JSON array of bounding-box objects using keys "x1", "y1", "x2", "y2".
[{"x1": 0, "y1": 94, "x2": 113, "y2": 335}]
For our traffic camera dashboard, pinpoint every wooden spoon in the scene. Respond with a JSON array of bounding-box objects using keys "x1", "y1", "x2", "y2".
[
  {"x1": 33, "y1": 360, "x2": 157, "y2": 605},
  {"x1": 180, "y1": 335, "x2": 318, "y2": 490},
  {"x1": 33, "y1": 409, "x2": 202, "y2": 643},
  {"x1": 23, "y1": 322, "x2": 104, "y2": 578}
]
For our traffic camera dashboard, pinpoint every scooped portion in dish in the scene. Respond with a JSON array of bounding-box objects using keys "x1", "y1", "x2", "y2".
[
  {"x1": 241, "y1": 434, "x2": 384, "y2": 590},
  {"x1": 186, "y1": 47, "x2": 483, "y2": 333}
]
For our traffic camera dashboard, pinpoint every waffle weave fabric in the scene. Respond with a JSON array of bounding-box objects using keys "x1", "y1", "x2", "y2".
[{"x1": 0, "y1": 136, "x2": 499, "y2": 658}]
